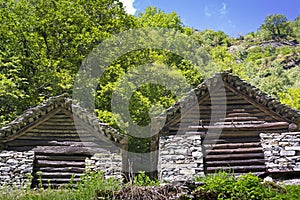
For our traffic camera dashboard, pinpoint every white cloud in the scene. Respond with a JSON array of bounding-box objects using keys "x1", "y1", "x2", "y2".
[
  {"x1": 120, "y1": 0, "x2": 137, "y2": 15},
  {"x1": 205, "y1": 3, "x2": 228, "y2": 17},
  {"x1": 220, "y1": 3, "x2": 228, "y2": 16}
]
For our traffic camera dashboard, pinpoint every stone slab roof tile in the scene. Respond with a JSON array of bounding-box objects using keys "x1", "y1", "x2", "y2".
[
  {"x1": 0, "y1": 93, "x2": 124, "y2": 143},
  {"x1": 162, "y1": 72, "x2": 300, "y2": 127}
]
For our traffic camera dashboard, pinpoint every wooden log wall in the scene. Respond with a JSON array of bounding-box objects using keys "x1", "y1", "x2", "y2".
[
  {"x1": 166, "y1": 86, "x2": 289, "y2": 176},
  {"x1": 5, "y1": 110, "x2": 115, "y2": 188}
]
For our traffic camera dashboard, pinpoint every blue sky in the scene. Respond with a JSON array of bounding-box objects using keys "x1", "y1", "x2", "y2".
[{"x1": 120, "y1": 0, "x2": 300, "y2": 37}]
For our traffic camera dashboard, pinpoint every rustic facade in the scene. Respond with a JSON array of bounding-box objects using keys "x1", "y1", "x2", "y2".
[
  {"x1": 0, "y1": 94, "x2": 125, "y2": 188},
  {"x1": 157, "y1": 72, "x2": 300, "y2": 181},
  {"x1": 1, "y1": 72, "x2": 300, "y2": 187}
]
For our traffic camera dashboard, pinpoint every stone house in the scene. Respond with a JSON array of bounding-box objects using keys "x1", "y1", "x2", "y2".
[
  {"x1": 1, "y1": 72, "x2": 299, "y2": 187},
  {"x1": 157, "y1": 72, "x2": 300, "y2": 181},
  {"x1": 0, "y1": 94, "x2": 125, "y2": 188}
]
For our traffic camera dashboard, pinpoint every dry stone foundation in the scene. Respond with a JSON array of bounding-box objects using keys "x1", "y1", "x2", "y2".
[
  {"x1": 260, "y1": 132, "x2": 300, "y2": 172},
  {"x1": 158, "y1": 134, "x2": 204, "y2": 182},
  {"x1": 85, "y1": 153, "x2": 122, "y2": 179},
  {"x1": 0, "y1": 150, "x2": 34, "y2": 189}
]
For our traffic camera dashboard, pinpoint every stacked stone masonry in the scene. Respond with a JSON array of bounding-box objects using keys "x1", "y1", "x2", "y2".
[
  {"x1": 0, "y1": 150, "x2": 34, "y2": 189},
  {"x1": 260, "y1": 132, "x2": 300, "y2": 172},
  {"x1": 85, "y1": 153, "x2": 122, "y2": 179},
  {"x1": 158, "y1": 134, "x2": 204, "y2": 182}
]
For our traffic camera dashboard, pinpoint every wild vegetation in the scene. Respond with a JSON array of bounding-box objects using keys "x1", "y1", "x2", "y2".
[
  {"x1": 1, "y1": 1, "x2": 299, "y2": 128},
  {"x1": 0, "y1": 1, "x2": 299, "y2": 197},
  {"x1": 0, "y1": 171, "x2": 299, "y2": 200}
]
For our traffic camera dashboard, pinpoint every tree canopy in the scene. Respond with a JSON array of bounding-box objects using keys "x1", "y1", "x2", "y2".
[{"x1": 0, "y1": 1, "x2": 299, "y2": 134}]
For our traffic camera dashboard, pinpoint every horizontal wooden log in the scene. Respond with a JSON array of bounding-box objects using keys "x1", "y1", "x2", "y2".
[
  {"x1": 184, "y1": 131, "x2": 261, "y2": 138},
  {"x1": 43, "y1": 122, "x2": 75, "y2": 126},
  {"x1": 187, "y1": 122, "x2": 289, "y2": 130},
  {"x1": 46, "y1": 118, "x2": 74, "y2": 122},
  {"x1": 33, "y1": 146, "x2": 104, "y2": 155},
  {"x1": 205, "y1": 132, "x2": 260, "y2": 138},
  {"x1": 35, "y1": 155, "x2": 87, "y2": 161},
  {"x1": 34, "y1": 167, "x2": 85, "y2": 173},
  {"x1": 32, "y1": 172, "x2": 84, "y2": 178},
  {"x1": 205, "y1": 153, "x2": 264, "y2": 161},
  {"x1": 6, "y1": 146, "x2": 35, "y2": 151},
  {"x1": 204, "y1": 142, "x2": 262, "y2": 149},
  {"x1": 35, "y1": 160, "x2": 86, "y2": 167},
  {"x1": 206, "y1": 147, "x2": 263, "y2": 154},
  {"x1": 205, "y1": 159, "x2": 265, "y2": 167},
  {"x1": 202, "y1": 138, "x2": 261, "y2": 144},
  {"x1": 227, "y1": 112, "x2": 251, "y2": 117},
  {"x1": 31, "y1": 182, "x2": 77, "y2": 188},
  {"x1": 18, "y1": 136, "x2": 96, "y2": 141},
  {"x1": 29, "y1": 129, "x2": 88, "y2": 133},
  {"x1": 214, "y1": 121, "x2": 266, "y2": 126},
  {"x1": 222, "y1": 117, "x2": 261, "y2": 122},
  {"x1": 52, "y1": 112, "x2": 70, "y2": 116},
  {"x1": 32, "y1": 178, "x2": 82, "y2": 183},
  {"x1": 206, "y1": 165, "x2": 266, "y2": 173},
  {"x1": 7, "y1": 140, "x2": 110, "y2": 147},
  {"x1": 33, "y1": 125, "x2": 79, "y2": 130}
]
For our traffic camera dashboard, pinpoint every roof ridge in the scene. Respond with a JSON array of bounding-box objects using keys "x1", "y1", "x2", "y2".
[
  {"x1": 161, "y1": 72, "x2": 300, "y2": 129},
  {"x1": 0, "y1": 93, "x2": 124, "y2": 143}
]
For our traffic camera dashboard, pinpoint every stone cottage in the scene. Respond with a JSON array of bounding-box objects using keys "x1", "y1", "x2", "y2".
[
  {"x1": 0, "y1": 94, "x2": 125, "y2": 188},
  {"x1": 1, "y1": 72, "x2": 299, "y2": 187},
  {"x1": 157, "y1": 72, "x2": 300, "y2": 181}
]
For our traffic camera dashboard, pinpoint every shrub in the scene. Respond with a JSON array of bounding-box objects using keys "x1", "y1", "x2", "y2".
[{"x1": 193, "y1": 171, "x2": 286, "y2": 199}]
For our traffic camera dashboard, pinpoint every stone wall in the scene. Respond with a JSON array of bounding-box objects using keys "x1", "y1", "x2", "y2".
[
  {"x1": 158, "y1": 135, "x2": 204, "y2": 182},
  {"x1": 85, "y1": 152, "x2": 122, "y2": 179},
  {"x1": 0, "y1": 150, "x2": 34, "y2": 189},
  {"x1": 260, "y1": 132, "x2": 300, "y2": 172}
]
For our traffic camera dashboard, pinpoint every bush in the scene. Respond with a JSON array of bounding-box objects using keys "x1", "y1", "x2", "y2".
[{"x1": 193, "y1": 171, "x2": 286, "y2": 199}]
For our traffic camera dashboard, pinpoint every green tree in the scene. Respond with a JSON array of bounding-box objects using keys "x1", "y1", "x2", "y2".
[
  {"x1": 292, "y1": 14, "x2": 300, "y2": 41},
  {"x1": 136, "y1": 6, "x2": 183, "y2": 31},
  {"x1": 259, "y1": 14, "x2": 292, "y2": 40},
  {"x1": 0, "y1": 0, "x2": 134, "y2": 126}
]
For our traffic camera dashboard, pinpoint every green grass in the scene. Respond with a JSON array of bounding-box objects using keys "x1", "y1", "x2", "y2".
[
  {"x1": 0, "y1": 171, "x2": 121, "y2": 200},
  {"x1": 0, "y1": 171, "x2": 299, "y2": 200}
]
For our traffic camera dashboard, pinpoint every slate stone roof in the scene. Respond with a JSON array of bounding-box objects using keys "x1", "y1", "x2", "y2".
[
  {"x1": 163, "y1": 72, "x2": 300, "y2": 128},
  {"x1": 0, "y1": 93, "x2": 124, "y2": 143}
]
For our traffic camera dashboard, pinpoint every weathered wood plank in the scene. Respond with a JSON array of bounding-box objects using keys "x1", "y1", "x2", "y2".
[
  {"x1": 224, "y1": 82, "x2": 289, "y2": 122},
  {"x1": 35, "y1": 160, "x2": 86, "y2": 167},
  {"x1": 202, "y1": 138, "x2": 261, "y2": 144},
  {"x1": 32, "y1": 172, "x2": 84, "y2": 178},
  {"x1": 206, "y1": 165, "x2": 266, "y2": 172},
  {"x1": 187, "y1": 121, "x2": 289, "y2": 130},
  {"x1": 7, "y1": 140, "x2": 109, "y2": 147},
  {"x1": 206, "y1": 159, "x2": 265, "y2": 166},
  {"x1": 35, "y1": 155, "x2": 87, "y2": 161},
  {"x1": 2, "y1": 108, "x2": 62, "y2": 142},
  {"x1": 18, "y1": 136, "x2": 96, "y2": 141},
  {"x1": 204, "y1": 142, "x2": 262, "y2": 149},
  {"x1": 32, "y1": 178, "x2": 82, "y2": 183},
  {"x1": 206, "y1": 147, "x2": 263, "y2": 154},
  {"x1": 34, "y1": 167, "x2": 85, "y2": 173},
  {"x1": 205, "y1": 153, "x2": 265, "y2": 161},
  {"x1": 33, "y1": 146, "x2": 107, "y2": 155}
]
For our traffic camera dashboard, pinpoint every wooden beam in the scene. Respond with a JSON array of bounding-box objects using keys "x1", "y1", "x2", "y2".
[
  {"x1": 224, "y1": 83, "x2": 290, "y2": 122},
  {"x1": 205, "y1": 153, "x2": 264, "y2": 160},
  {"x1": 3, "y1": 108, "x2": 62, "y2": 142},
  {"x1": 206, "y1": 147, "x2": 263, "y2": 154},
  {"x1": 206, "y1": 159, "x2": 265, "y2": 166}
]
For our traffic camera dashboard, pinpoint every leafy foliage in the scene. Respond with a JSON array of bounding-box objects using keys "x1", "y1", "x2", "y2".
[
  {"x1": 193, "y1": 171, "x2": 286, "y2": 200},
  {"x1": 259, "y1": 14, "x2": 292, "y2": 40}
]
